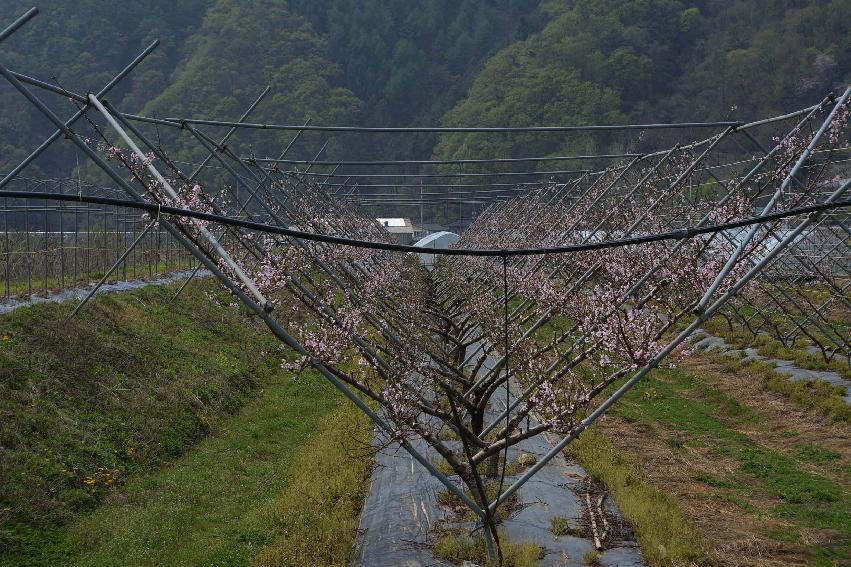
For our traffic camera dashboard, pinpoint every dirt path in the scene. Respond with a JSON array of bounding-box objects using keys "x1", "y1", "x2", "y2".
[{"x1": 590, "y1": 354, "x2": 851, "y2": 566}]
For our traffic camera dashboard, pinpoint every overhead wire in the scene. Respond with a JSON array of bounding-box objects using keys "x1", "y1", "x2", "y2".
[{"x1": 1, "y1": 189, "x2": 848, "y2": 257}]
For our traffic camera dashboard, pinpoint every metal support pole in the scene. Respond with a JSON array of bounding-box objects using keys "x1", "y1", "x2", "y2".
[
  {"x1": 86, "y1": 94, "x2": 270, "y2": 310},
  {"x1": 67, "y1": 221, "x2": 155, "y2": 320},
  {"x1": 0, "y1": 65, "x2": 487, "y2": 525},
  {"x1": 696, "y1": 87, "x2": 851, "y2": 311},
  {"x1": 186, "y1": 86, "x2": 271, "y2": 182},
  {"x1": 0, "y1": 41, "x2": 160, "y2": 189},
  {"x1": 0, "y1": 7, "x2": 38, "y2": 43},
  {"x1": 488, "y1": 177, "x2": 851, "y2": 514}
]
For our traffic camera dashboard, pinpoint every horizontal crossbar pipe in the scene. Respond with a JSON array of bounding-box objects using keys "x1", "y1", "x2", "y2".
[
  {"x1": 157, "y1": 118, "x2": 743, "y2": 133},
  {"x1": 285, "y1": 169, "x2": 590, "y2": 179},
  {"x1": 152, "y1": 98, "x2": 835, "y2": 133},
  {"x1": 343, "y1": 200, "x2": 512, "y2": 206},
  {"x1": 736, "y1": 100, "x2": 827, "y2": 130},
  {"x1": 322, "y1": 182, "x2": 553, "y2": 189},
  {"x1": 117, "y1": 101, "x2": 827, "y2": 137},
  {"x1": 344, "y1": 193, "x2": 511, "y2": 199},
  {"x1": 2, "y1": 190, "x2": 849, "y2": 257},
  {"x1": 349, "y1": 193, "x2": 517, "y2": 200},
  {"x1": 9, "y1": 70, "x2": 88, "y2": 103},
  {"x1": 247, "y1": 154, "x2": 642, "y2": 167}
]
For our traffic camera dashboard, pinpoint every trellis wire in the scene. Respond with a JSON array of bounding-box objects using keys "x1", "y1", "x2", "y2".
[{"x1": 1, "y1": 7, "x2": 850, "y2": 562}]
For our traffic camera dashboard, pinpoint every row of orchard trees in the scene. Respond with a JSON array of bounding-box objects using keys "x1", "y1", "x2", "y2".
[{"x1": 81, "y1": 91, "x2": 849, "y2": 561}]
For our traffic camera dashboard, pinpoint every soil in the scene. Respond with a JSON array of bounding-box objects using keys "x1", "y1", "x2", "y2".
[{"x1": 592, "y1": 353, "x2": 851, "y2": 566}]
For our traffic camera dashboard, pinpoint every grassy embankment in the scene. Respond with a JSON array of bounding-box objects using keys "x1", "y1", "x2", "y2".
[
  {"x1": 571, "y1": 360, "x2": 851, "y2": 566},
  {"x1": 531, "y1": 313, "x2": 850, "y2": 565},
  {"x1": 0, "y1": 282, "x2": 373, "y2": 566}
]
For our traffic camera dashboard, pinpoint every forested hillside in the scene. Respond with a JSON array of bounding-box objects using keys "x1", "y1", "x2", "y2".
[
  {"x1": 2, "y1": 0, "x2": 849, "y2": 178},
  {"x1": 434, "y1": 0, "x2": 851, "y2": 163},
  {"x1": 0, "y1": 0, "x2": 212, "y2": 178},
  {"x1": 0, "y1": 0, "x2": 543, "y2": 177}
]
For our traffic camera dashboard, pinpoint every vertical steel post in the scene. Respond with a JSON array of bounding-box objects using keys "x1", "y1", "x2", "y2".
[{"x1": 67, "y1": 221, "x2": 156, "y2": 320}]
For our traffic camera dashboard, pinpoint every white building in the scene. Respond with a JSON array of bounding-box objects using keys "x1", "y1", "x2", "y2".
[{"x1": 377, "y1": 217, "x2": 415, "y2": 245}]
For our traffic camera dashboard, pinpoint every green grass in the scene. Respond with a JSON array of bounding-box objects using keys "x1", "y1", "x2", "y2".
[
  {"x1": 702, "y1": 317, "x2": 851, "y2": 380},
  {"x1": 0, "y1": 280, "x2": 380, "y2": 566},
  {"x1": 2, "y1": 368, "x2": 354, "y2": 566},
  {"x1": 550, "y1": 515, "x2": 569, "y2": 537},
  {"x1": 600, "y1": 367, "x2": 851, "y2": 564},
  {"x1": 582, "y1": 550, "x2": 601, "y2": 565},
  {"x1": 436, "y1": 479, "x2": 521, "y2": 521},
  {"x1": 0, "y1": 282, "x2": 287, "y2": 560},
  {"x1": 531, "y1": 313, "x2": 573, "y2": 346},
  {"x1": 567, "y1": 428, "x2": 707, "y2": 566},
  {"x1": 432, "y1": 527, "x2": 545, "y2": 567},
  {"x1": 253, "y1": 397, "x2": 374, "y2": 566},
  {"x1": 736, "y1": 359, "x2": 851, "y2": 423},
  {"x1": 793, "y1": 444, "x2": 842, "y2": 465},
  {"x1": 550, "y1": 515, "x2": 586, "y2": 538},
  {"x1": 691, "y1": 472, "x2": 742, "y2": 489}
]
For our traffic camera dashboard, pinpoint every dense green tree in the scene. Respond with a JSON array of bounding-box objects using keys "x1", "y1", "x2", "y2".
[
  {"x1": 137, "y1": 0, "x2": 362, "y2": 166},
  {"x1": 433, "y1": 0, "x2": 851, "y2": 165},
  {"x1": 2, "y1": 0, "x2": 848, "y2": 183},
  {"x1": 0, "y1": 0, "x2": 212, "y2": 178},
  {"x1": 0, "y1": 0, "x2": 542, "y2": 179}
]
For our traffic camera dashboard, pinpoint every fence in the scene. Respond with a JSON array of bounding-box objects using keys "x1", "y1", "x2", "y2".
[{"x1": 0, "y1": 179, "x2": 192, "y2": 300}]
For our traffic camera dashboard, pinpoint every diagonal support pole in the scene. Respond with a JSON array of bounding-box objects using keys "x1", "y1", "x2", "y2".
[
  {"x1": 0, "y1": 41, "x2": 160, "y2": 189},
  {"x1": 0, "y1": 7, "x2": 38, "y2": 43},
  {"x1": 0, "y1": 61, "x2": 487, "y2": 524},
  {"x1": 488, "y1": 175, "x2": 851, "y2": 515},
  {"x1": 696, "y1": 86, "x2": 851, "y2": 311},
  {"x1": 187, "y1": 85, "x2": 271, "y2": 182},
  {"x1": 67, "y1": 219, "x2": 156, "y2": 320},
  {"x1": 86, "y1": 93, "x2": 271, "y2": 310}
]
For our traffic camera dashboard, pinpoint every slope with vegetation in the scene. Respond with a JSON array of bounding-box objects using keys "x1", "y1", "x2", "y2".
[
  {"x1": 570, "y1": 354, "x2": 851, "y2": 566},
  {"x1": 1, "y1": 0, "x2": 545, "y2": 180},
  {"x1": 5, "y1": 0, "x2": 849, "y2": 201},
  {"x1": 0, "y1": 283, "x2": 373, "y2": 566},
  {"x1": 0, "y1": 0, "x2": 212, "y2": 177},
  {"x1": 434, "y1": 0, "x2": 851, "y2": 163}
]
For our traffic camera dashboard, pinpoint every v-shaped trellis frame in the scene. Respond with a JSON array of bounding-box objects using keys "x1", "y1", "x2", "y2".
[{"x1": 2, "y1": 7, "x2": 850, "y2": 562}]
